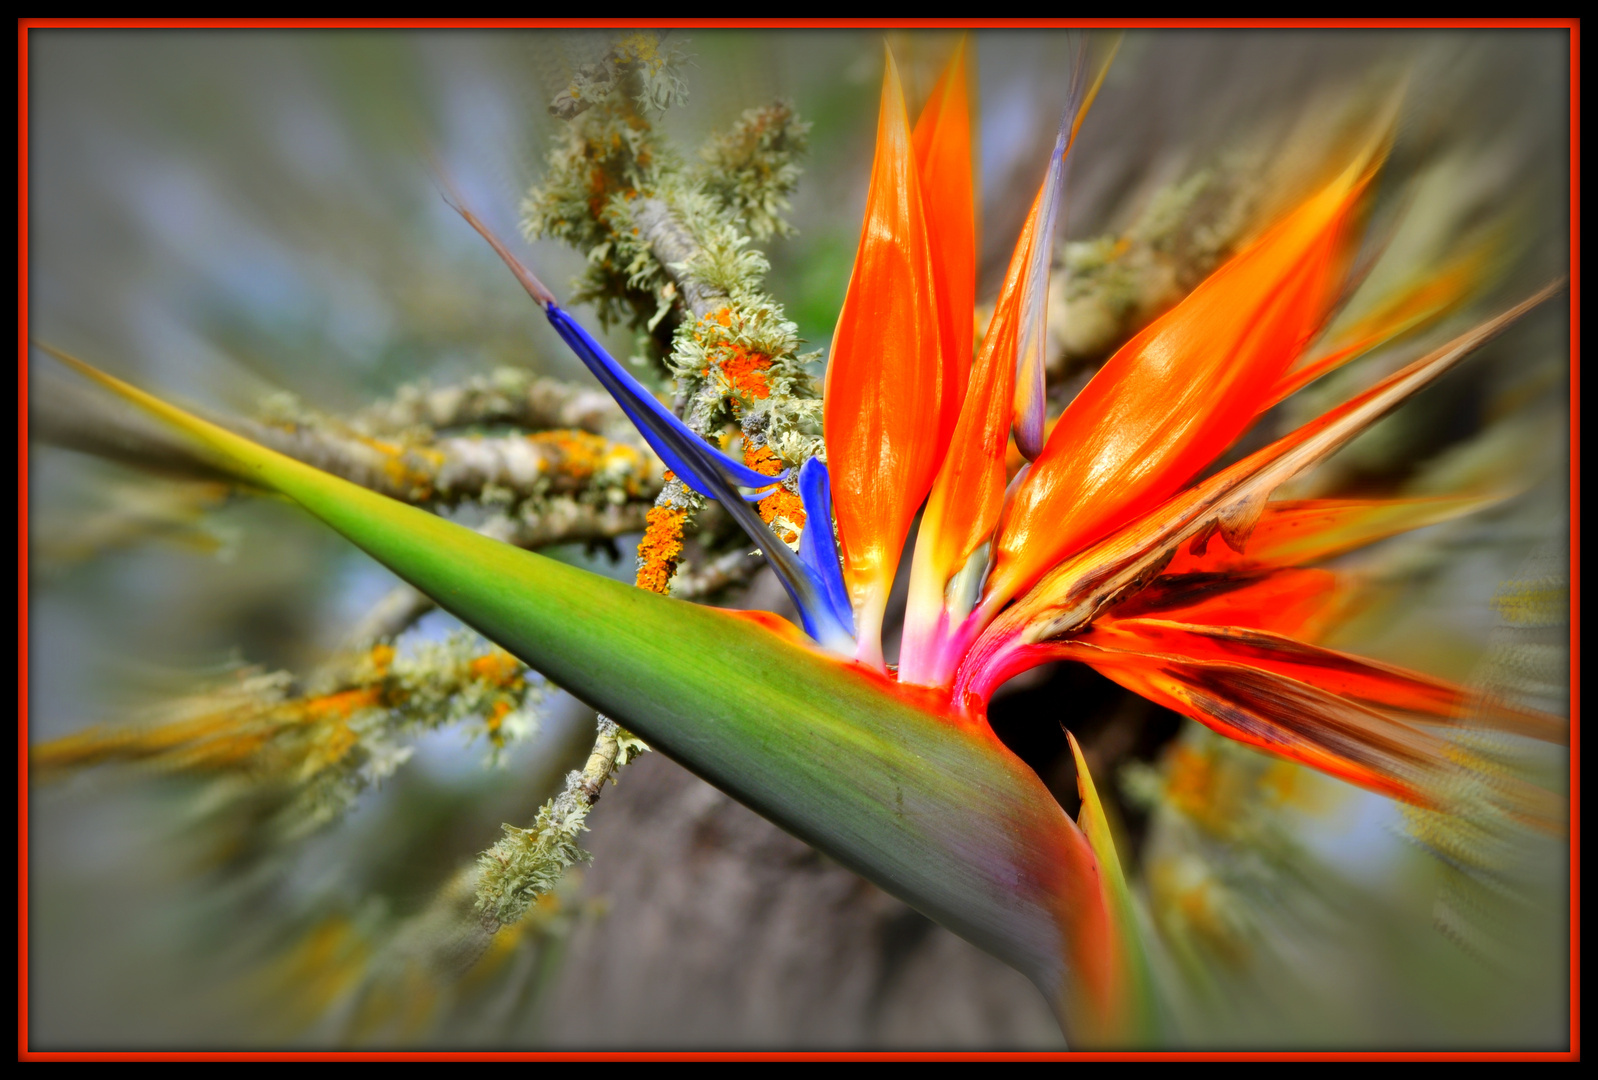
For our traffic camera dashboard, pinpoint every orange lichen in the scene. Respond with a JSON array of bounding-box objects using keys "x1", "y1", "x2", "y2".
[
  {"x1": 522, "y1": 430, "x2": 653, "y2": 494},
  {"x1": 720, "y1": 345, "x2": 773, "y2": 401},
  {"x1": 310, "y1": 719, "x2": 361, "y2": 770},
  {"x1": 635, "y1": 505, "x2": 688, "y2": 594},
  {"x1": 743, "y1": 442, "x2": 805, "y2": 544},
  {"x1": 528, "y1": 430, "x2": 603, "y2": 480},
  {"x1": 301, "y1": 687, "x2": 383, "y2": 723},
  {"x1": 693, "y1": 308, "x2": 774, "y2": 403},
  {"x1": 486, "y1": 698, "x2": 514, "y2": 735},
  {"x1": 368, "y1": 643, "x2": 395, "y2": 677},
  {"x1": 469, "y1": 648, "x2": 524, "y2": 689},
  {"x1": 357, "y1": 436, "x2": 440, "y2": 501}
]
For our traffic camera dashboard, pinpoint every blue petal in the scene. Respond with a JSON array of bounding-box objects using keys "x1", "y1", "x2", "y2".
[
  {"x1": 546, "y1": 303, "x2": 852, "y2": 653},
  {"x1": 796, "y1": 458, "x2": 855, "y2": 637},
  {"x1": 546, "y1": 305, "x2": 786, "y2": 496},
  {"x1": 437, "y1": 193, "x2": 843, "y2": 649},
  {"x1": 714, "y1": 472, "x2": 856, "y2": 654}
]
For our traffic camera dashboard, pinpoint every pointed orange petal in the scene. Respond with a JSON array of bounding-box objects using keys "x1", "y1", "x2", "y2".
[
  {"x1": 898, "y1": 183, "x2": 1041, "y2": 685},
  {"x1": 1163, "y1": 494, "x2": 1499, "y2": 575},
  {"x1": 985, "y1": 158, "x2": 1377, "y2": 613},
  {"x1": 912, "y1": 35, "x2": 976, "y2": 457},
  {"x1": 824, "y1": 49, "x2": 948, "y2": 667}
]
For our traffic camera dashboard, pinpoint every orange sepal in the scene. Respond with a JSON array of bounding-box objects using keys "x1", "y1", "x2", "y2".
[
  {"x1": 985, "y1": 157, "x2": 1377, "y2": 613},
  {"x1": 898, "y1": 180, "x2": 1046, "y2": 684},
  {"x1": 824, "y1": 49, "x2": 949, "y2": 666},
  {"x1": 912, "y1": 36, "x2": 977, "y2": 455}
]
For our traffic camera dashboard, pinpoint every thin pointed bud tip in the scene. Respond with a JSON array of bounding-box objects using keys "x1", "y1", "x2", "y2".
[
  {"x1": 1065, "y1": 32, "x2": 1121, "y2": 155},
  {"x1": 437, "y1": 170, "x2": 557, "y2": 309},
  {"x1": 1012, "y1": 86, "x2": 1087, "y2": 463}
]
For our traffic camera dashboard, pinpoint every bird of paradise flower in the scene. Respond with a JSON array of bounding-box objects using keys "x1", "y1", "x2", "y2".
[{"x1": 45, "y1": 39, "x2": 1566, "y2": 1048}]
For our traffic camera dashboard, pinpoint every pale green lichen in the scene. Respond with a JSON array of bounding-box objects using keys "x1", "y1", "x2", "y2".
[
  {"x1": 33, "y1": 631, "x2": 548, "y2": 842},
  {"x1": 523, "y1": 31, "x2": 825, "y2": 576},
  {"x1": 475, "y1": 792, "x2": 594, "y2": 927},
  {"x1": 549, "y1": 32, "x2": 690, "y2": 122},
  {"x1": 523, "y1": 32, "x2": 814, "y2": 377},
  {"x1": 695, "y1": 100, "x2": 812, "y2": 242},
  {"x1": 475, "y1": 717, "x2": 647, "y2": 926}
]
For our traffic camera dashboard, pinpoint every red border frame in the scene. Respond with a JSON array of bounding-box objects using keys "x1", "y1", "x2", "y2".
[{"x1": 15, "y1": 16, "x2": 1585, "y2": 1060}]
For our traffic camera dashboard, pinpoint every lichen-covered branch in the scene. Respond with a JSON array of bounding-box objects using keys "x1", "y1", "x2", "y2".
[
  {"x1": 31, "y1": 633, "x2": 546, "y2": 837},
  {"x1": 474, "y1": 716, "x2": 648, "y2": 926},
  {"x1": 36, "y1": 372, "x2": 662, "y2": 549},
  {"x1": 346, "y1": 367, "x2": 628, "y2": 440},
  {"x1": 246, "y1": 407, "x2": 662, "y2": 509},
  {"x1": 37, "y1": 362, "x2": 661, "y2": 517},
  {"x1": 669, "y1": 546, "x2": 763, "y2": 601}
]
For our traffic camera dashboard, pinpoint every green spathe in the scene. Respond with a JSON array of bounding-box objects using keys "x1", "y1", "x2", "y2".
[{"x1": 49, "y1": 349, "x2": 1145, "y2": 1046}]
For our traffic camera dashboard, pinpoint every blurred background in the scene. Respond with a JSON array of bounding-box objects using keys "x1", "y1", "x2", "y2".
[{"x1": 27, "y1": 27, "x2": 1570, "y2": 1049}]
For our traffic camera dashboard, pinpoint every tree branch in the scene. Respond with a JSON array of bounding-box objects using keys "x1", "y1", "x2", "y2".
[{"x1": 348, "y1": 368, "x2": 628, "y2": 439}]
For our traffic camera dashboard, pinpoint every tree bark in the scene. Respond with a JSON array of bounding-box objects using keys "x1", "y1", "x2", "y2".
[{"x1": 541, "y1": 751, "x2": 1066, "y2": 1049}]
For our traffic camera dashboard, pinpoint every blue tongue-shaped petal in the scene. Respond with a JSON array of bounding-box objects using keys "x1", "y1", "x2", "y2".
[
  {"x1": 796, "y1": 457, "x2": 855, "y2": 639},
  {"x1": 549, "y1": 305, "x2": 854, "y2": 650}
]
